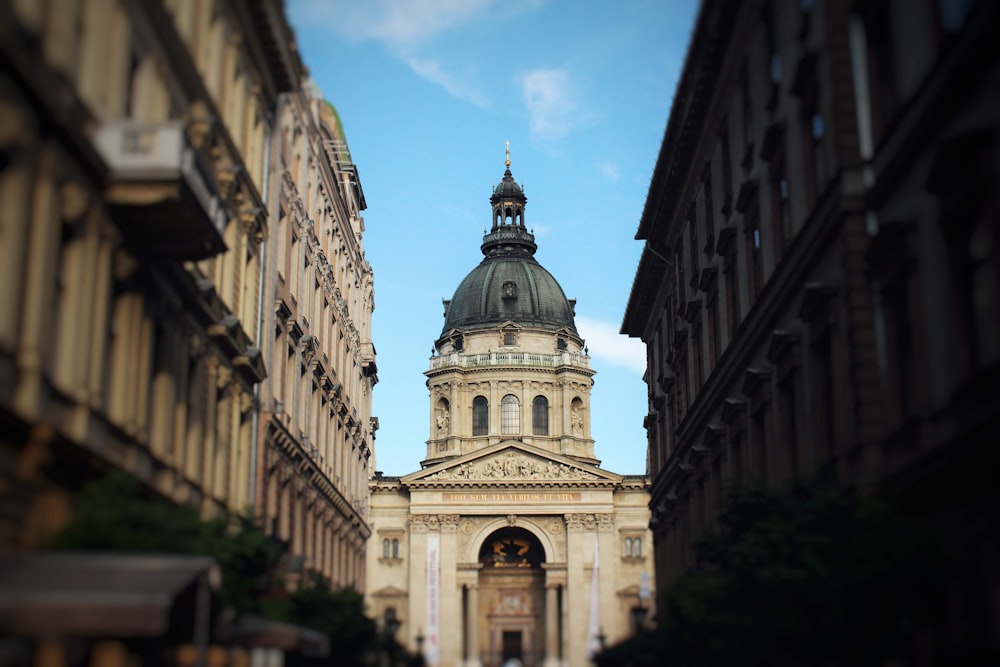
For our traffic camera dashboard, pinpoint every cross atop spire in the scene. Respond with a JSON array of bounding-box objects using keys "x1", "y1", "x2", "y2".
[{"x1": 505, "y1": 140, "x2": 511, "y2": 167}]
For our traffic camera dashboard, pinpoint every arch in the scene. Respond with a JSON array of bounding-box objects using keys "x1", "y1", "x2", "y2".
[
  {"x1": 532, "y1": 395, "x2": 549, "y2": 435},
  {"x1": 570, "y1": 396, "x2": 585, "y2": 436},
  {"x1": 501, "y1": 394, "x2": 520, "y2": 434},
  {"x1": 466, "y1": 516, "x2": 558, "y2": 564},
  {"x1": 479, "y1": 527, "x2": 544, "y2": 569},
  {"x1": 473, "y1": 396, "x2": 489, "y2": 436}
]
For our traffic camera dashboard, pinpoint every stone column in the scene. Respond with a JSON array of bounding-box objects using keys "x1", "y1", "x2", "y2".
[
  {"x1": 564, "y1": 514, "x2": 588, "y2": 667},
  {"x1": 544, "y1": 583, "x2": 560, "y2": 667},
  {"x1": 466, "y1": 583, "x2": 481, "y2": 667}
]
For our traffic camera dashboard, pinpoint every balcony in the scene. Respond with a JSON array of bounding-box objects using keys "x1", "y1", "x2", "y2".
[
  {"x1": 428, "y1": 350, "x2": 591, "y2": 371},
  {"x1": 95, "y1": 120, "x2": 228, "y2": 259}
]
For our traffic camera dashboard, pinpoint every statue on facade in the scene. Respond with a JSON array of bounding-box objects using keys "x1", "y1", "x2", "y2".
[
  {"x1": 436, "y1": 407, "x2": 449, "y2": 436},
  {"x1": 571, "y1": 405, "x2": 583, "y2": 436}
]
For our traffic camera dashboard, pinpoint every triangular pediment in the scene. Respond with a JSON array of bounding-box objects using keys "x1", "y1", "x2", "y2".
[{"x1": 402, "y1": 441, "x2": 622, "y2": 485}]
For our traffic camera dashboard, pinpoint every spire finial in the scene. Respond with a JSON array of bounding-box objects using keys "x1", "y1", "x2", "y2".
[{"x1": 505, "y1": 140, "x2": 511, "y2": 168}]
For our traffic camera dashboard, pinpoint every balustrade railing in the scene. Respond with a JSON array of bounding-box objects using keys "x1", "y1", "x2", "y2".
[{"x1": 429, "y1": 350, "x2": 590, "y2": 371}]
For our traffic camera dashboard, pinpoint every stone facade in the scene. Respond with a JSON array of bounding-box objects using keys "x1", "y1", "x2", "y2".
[
  {"x1": 0, "y1": 0, "x2": 375, "y2": 595},
  {"x1": 622, "y1": 0, "x2": 1000, "y2": 660},
  {"x1": 367, "y1": 161, "x2": 653, "y2": 667},
  {"x1": 256, "y1": 87, "x2": 376, "y2": 590}
]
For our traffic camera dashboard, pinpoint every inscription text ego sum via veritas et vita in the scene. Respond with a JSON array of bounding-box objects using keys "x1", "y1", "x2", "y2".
[{"x1": 442, "y1": 491, "x2": 583, "y2": 502}]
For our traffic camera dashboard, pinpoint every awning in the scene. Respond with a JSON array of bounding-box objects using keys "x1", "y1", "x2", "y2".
[
  {"x1": 0, "y1": 552, "x2": 221, "y2": 638},
  {"x1": 214, "y1": 609, "x2": 330, "y2": 658}
]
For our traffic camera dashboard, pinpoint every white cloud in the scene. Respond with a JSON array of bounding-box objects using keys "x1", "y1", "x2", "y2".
[
  {"x1": 598, "y1": 161, "x2": 621, "y2": 182},
  {"x1": 405, "y1": 56, "x2": 491, "y2": 108},
  {"x1": 518, "y1": 68, "x2": 598, "y2": 142},
  {"x1": 576, "y1": 315, "x2": 646, "y2": 375},
  {"x1": 292, "y1": 0, "x2": 496, "y2": 51},
  {"x1": 518, "y1": 69, "x2": 574, "y2": 141}
]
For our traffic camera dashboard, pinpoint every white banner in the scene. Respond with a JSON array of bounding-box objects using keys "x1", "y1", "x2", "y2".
[
  {"x1": 426, "y1": 534, "x2": 441, "y2": 665},
  {"x1": 587, "y1": 535, "x2": 601, "y2": 658}
]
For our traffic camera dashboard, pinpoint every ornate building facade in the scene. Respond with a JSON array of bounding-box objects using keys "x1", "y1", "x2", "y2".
[
  {"x1": 0, "y1": 0, "x2": 293, "y2": 546},
  {"x1": 622, "y1": 0, "x2": 999, "y2": 660},
  {"x1": 0, "y1": 0, "x2": 376, "y2": 597},
  {"x1": 367, "y1": 159, "x2": 653, "y2": 667},
  {"x1": 257, "y1": 85, "x2": 376, "y2": 590}
]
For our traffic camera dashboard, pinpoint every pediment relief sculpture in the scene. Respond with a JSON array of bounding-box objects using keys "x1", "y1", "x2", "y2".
[{"x1": 424, "y1": 451, "x2": 599, "y2": 481}]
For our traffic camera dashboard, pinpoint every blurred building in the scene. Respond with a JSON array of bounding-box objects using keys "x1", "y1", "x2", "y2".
[
  {"x1": 256, "y1": 84, "x2": 376, "y2": 591},
  {"x1": 622, "y1": 0, "x2": 999, "y2": 659},
  {"x1": 366, "y1": 157, "x2": 654, "y2": 667},
  {"x1": 0, "y1": 0, "x2": 376, "y2": 594}
]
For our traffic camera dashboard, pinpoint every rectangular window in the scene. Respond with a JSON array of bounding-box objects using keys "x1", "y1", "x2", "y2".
[
  {"x1": 746, "y1": 199, "x2": 763, "y2": 299},
  {"x1": 721, "y1": 120, "x2": 734, "y2": 208},
  {"x1": 703, "y1": 172, "x2": 715, "y2": 251},
  {"x1": 503, "y1": 332, "x2": 517, "y2": 346},
  {"x1": 778, "y1": 374, "x2": 799, "y2": 480},
  {"x1": 689, "y1": 208, "x2": 700, "y2": 284},
  {"x1": 770, "y1": 156, "x2": 791, "y2": 256},
  {"x1": 725, "y1": 262, "x2": 739, "y2": 341}
]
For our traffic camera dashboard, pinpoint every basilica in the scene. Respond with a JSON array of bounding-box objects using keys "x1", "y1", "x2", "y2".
[{"x1": 366, "y1": 156, "x2": 653, "y2": 667}]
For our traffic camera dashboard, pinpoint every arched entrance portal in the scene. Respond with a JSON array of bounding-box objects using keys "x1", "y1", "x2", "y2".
[{"x1": 477, "y1": 527, "x2": 546, "y2": 667}]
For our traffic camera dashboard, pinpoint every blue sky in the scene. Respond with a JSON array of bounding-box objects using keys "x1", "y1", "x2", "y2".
[{"x1": 286, "y1": 0, "x2": 699, "y2": 476}]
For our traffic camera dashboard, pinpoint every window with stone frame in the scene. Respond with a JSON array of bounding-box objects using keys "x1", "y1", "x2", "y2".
[
  {"x1": 379, "y1": 533, "x2": 403, "y2": 562},
  {"x1": 764, "y1": 0, "x2": 784, "y2": 111},
  {"x1": 867, "y1": 221, "x2": 923, "y2": 429},
  {"x1": 720, "y1": 117, "x2": 735, "y2": 214},
  {"x1": 622, "y1": 534, "x2": 644, "y2": 560},
  {"x1": 929, "y1": 130, "x2": 1000, "y2": 377},
  {"x1": 717, "y1": 225, "x2": 739, "y2": 344},
  {"x1": 745, "y1": 191, "x2": 764, "y2": 300},
  {"x1": 532, "y1": 395, "x2": 549, "y2": 435},
  {"x1": 741, "y1": 70, "x2": 755, "y2": 167},
  {"x1": 704, "y1": 273, "x2": 722, "y2": 371},
  {"x1": 763, "y1": 122, "x2": 791, "y2": 258},
  {"x1": 768, "y1": 331, "x2": 803, "y2": 481},
  {"x1": 855, "y1": 0, "x2": 899, "y2": 146},
  {"x1": 800, "y1": 284, "x2": 839, "y2": 464},
  {"x1": 743, "y1": 368, "x2": 772, "y2": 484},
  {"x1": 472, "y1": 395, "x2": 489, "y2": 436},
  {"x1": 689, "y1": 204, "x2": 701, "y2": 286},
  {"x1": 722, "y1": 398, "x2": 747, "y2": 484},
  {"x1": 501, "y1": 394, "x2": 520, "y2": 435}
]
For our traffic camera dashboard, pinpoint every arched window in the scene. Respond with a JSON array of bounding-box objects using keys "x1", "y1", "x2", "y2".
[
  {"x1": 501, "y1": 395, "x2": 520, "y2": 434},
  {"x1": 382, "y1": 539, "x2": 390, "y2": 558},
  {"x1": 624, "y1": 538, "x2": 633, "y2": 557},
  {"x1": 473, "y1": 396, "x2": 489, "y2": 436},
  {"x1": 634, "y1": 538, "x2": 642, "y2": 557},
  {"x1": 532, "y1": 396, "x2": 549, "y2": 435},
  {"x1": 391, "y1": 538, "x2": 399, "y2": 559}
]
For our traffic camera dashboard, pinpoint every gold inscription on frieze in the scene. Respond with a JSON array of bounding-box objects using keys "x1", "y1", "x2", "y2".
[{"x1": 442, "y1": 491, "x2": 582, "y2": 502}]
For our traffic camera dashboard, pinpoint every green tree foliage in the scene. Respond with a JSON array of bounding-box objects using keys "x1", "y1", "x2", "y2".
[
  {"x1": 284, "y1": 573, "x2": 378, "y2": 667},
  {"x1": 596, "y1": 480, "x2": 945, "y2": 667},
  {"x1": 52, "y1": 471, "x2": 382, "y2": 666},
  {"x1": 52, "y1": 470, "x2": 285, "y2": 614}
]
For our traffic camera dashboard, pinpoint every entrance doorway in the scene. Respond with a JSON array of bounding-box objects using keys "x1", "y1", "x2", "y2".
[
  {"x1": 478, "y1": 527, "x2": 546, "y2": 667},
  {"x1": 502, "y1": 630, "x2": 522, "y2": 664}
]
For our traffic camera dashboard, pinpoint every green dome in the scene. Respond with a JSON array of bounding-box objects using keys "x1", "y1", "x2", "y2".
[
  {"x1": 492, "y1": 168, "x2": 524, "y2": 199},
  {"x1": 441, "y1": 254, "x2": 578, "y2": 336}
]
